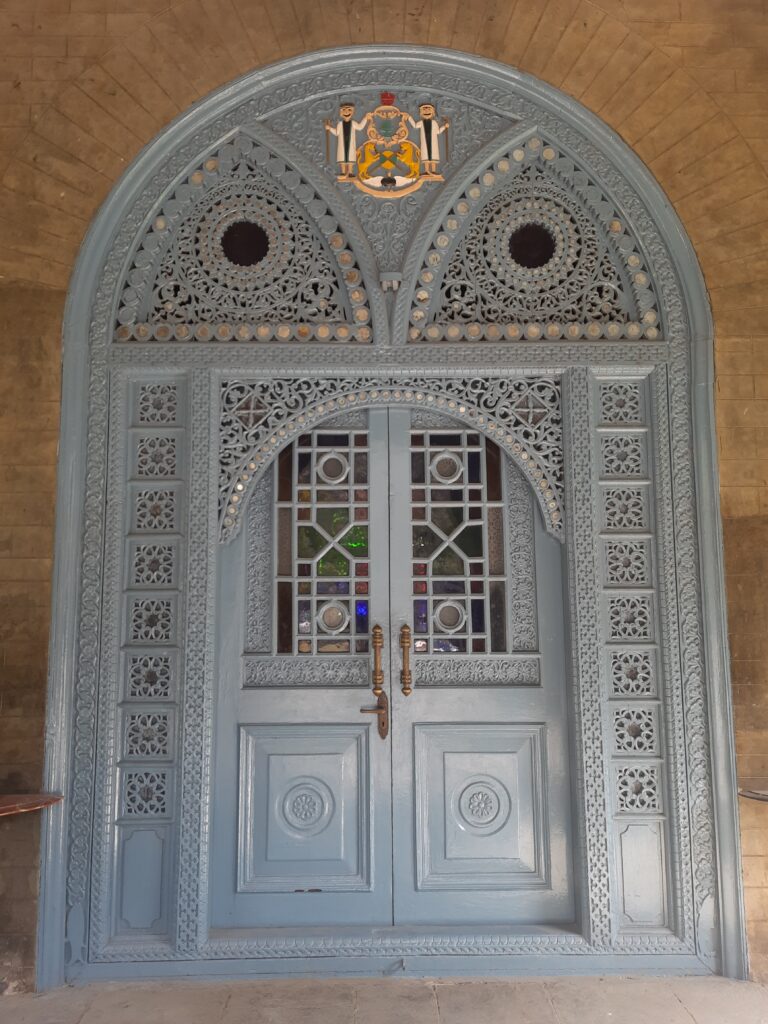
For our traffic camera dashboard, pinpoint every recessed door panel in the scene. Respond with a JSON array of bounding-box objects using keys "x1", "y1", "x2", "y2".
[
  {"x1": 415, "y1": 724, "x2": 548, "y2": 890},
  {"x1": 238, "y1": 724, "x2": 370, "y2": 891}
]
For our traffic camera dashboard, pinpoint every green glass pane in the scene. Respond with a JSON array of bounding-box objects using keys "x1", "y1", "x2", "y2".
[
  {"x1": 318, "y1": 547, "x2": 350, "y2": 577},
  {"x1": 340, "y1": 525, "x2": 368, "y2": 556},
  {"x1": 297, "y1": 525, "x2": 326, "y2": 558},
  {"x1": 455, "y1": 525, "x2": 484, "y2": 558},
  {"x1": 412, "y1": 525, "x2": 442, "y2": 557},
  {"x1": 432, "y1": 507, "x2": 463, "y2": 537},
  {"x1": 317, "y1": 507, "x2": 349, "y2": 537},
  {"x1": 433, "y1": 547, "x2": 464, "y2": 575}
]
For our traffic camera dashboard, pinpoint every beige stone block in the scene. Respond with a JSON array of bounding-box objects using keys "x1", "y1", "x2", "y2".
[
  {"x1": 0, "y1": 250, "x2": 70, "y2": 288},
  {"x1": 0, "y1": 34, "x2": 66, "y2": 58},
  {"x1": 650, "y1": 112, "x2": 738, "y2": 185},
  {"x1": 720, "y1": 93, "x2": 768, "y2": 118},
  {"x1": 717, "y1": 375, "x2": 755, "y2": 399},
  {"x1": 174, "y1": 0, "x2": 250, "y2": 78},
  {"x1": 474, "y1": 0, "x2": 517, "y2": 59},
  {"x1": 499, "y1": 0, "x2": 556, "y2": 67},
  {"x1": 2, "y1": 157, "x2": 94, "y2": 220},
  {"x1": 519, "y1": 0, "x2": 580, "y2": 78},
  {"x1": 716, "y1": 343, "x2": 755, "y2": 376},
  {"x1": 720, "y1": 485, "x2": 761, "y2": 517},
  {"x1": 200, "y1": 0, "x2": 262, "y2": 73},
  {"x1": 355, "y1": 980, "x2": 438, "y2": 1024},
  {"x1": 711, "y1": 279, "x2": 768, "y2": 313},
  {"x1": 228, "y1": 3, "x2": 285, "y2": 65},
  {"x1": 561, "y1": 16, "x2": 631, "y2": 100},
  {"x1": 15, "y1": 131, "x2": 110, "y2": 197},
  {"x1": 676, "y1": 162, "x2": 768, "y2": 227},
  {"x1": 436, "y1": 980, "x2": 557, "y2": 1024},
  {"x1": 54, "y1": 83, "x2": 140, "y2": 160},
  {"x1": 0, "y1": 104, "x2": 29, "y2": 126},
  {"x1": 677, "y1": 45, "x2": 764, "y2": 69},
  {"x1": 32, "y1": 105, "x2": 125, "y2": 178},
  {"x1": 671, "y1": 976, "x2": 768, "y2": 1021},
  {"x1": 745, "y1": 884, "x2": 768, "y2": 921},
  {"x1": 686, "y1": 67, "x2": 736, "y2": 91},
  {"x1": 546, "y1": 977, "x2": 691, "y2": 1024},
  {"x1": 718, "y1": 425, "x2": 757, "y2": 459},
  {"x1": 32, "y1": 12, "x2": 105, "y2": 34},
  {"x1": 78, "y1": 63, "x2": 159, "y2": 144},
  {"x1": 70, "y1": 0, "x2": 169, "y2": 11},
  {"x1": 104, "y1": 49, "x2": 181, "y2": 126},
  {"x1": 347, "y1": 0, "x2": 374, "y2": 44},
  {"x1": 65, "y1": 35, "x2": 114, "y2": 59},
  {"x1": 105, "y1": 12, "x2": 154, "y2": 36},
  {"x1": 698, "y1": 216, "x2": 768, "y2": 273},
  {"x1": 735, "y1": 116, "x2": 768, "y2": 139},
  {"x1": 618, "y1": 67, "x2": 698, "y2": 147},
  {"x1": 118, "y1": 27, "x2": 197, "y2": 112},
  {"x1": 730, "y1": 629, "x2": 768, "y2": 662},
  {"x1": 689, "y1": 189, "x2": 768, "y2": 245},
  {"x1": 372, "y1": 0, "x2": 407, "y2": 44},
  {"x1": 622, "y1": 0, "x2": 682, "y2": 19},
  {"x1": 629, "y1": 20, "x2": 729, "y2": 48},
  {"x1": 580, "y1": 32, "x2": 652, "y2": 113},
  {"x1": 598, "y1": 49, "x2": 675, "y2": 127},
  {"x1": 146, "y1": 11, "x2": 227, "y2": 98},
  {"x1": 737, "y1": 69, "x2": 768, "y2": 91},
  {"x1": 0, "y1": 55, "x2": 31, "y2": 81}
]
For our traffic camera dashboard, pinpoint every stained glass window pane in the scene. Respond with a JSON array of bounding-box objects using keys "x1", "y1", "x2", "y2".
[
  {"x1": 411, "y1": 429, "x2": 508, "y2": 655},
  {"x1": 274, "y1": 428, "x2": 371, "y2": 655}
]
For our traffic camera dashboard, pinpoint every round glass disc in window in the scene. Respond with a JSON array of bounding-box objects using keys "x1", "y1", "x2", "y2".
[
  {"x1": 318, "y1": 452, "x2": 349, "y2": 484},
  {"x1": 434, "y1": 600, "x2": 466, "y2": 633},
  {"x1": 220, "y1": 220, "x2": 270, "y2": 267},
  {"x1": 507, "y1": 222, "x2": 555, "y2": 269},
  {"x1": 317, "y1": 601, "x2": 349, "y2": 634},
  {"x1": 430, "y1": 450, "x2": 463, "y2": 484}
]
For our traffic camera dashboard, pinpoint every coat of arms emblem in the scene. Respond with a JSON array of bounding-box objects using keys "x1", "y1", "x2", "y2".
[{"x1": 325, "y1": 92, "x2": 450, "y2": 198}]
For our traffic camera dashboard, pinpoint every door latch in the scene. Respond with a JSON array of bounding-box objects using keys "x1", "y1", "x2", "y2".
[{"x1": 360, "y1": 690, "x2": 389, "y2": 740}]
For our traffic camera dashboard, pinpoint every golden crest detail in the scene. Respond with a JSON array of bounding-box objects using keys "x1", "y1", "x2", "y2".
[{"x1": 324, "y1": 92, "x2": 449, "y2": 198}]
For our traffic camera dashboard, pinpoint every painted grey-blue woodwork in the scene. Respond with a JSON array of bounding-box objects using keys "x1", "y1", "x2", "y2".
[{"x1": 38, "y1": 47, "x2": 744, "y2": 988}]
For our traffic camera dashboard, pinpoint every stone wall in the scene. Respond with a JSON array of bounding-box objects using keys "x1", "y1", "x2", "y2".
[{"x1": 1, "y1": 0, "x2": 767, "y2": 992}]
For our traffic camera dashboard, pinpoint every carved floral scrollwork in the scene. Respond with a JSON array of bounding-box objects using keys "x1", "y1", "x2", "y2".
[
  {"x1": 114, "y1": 134, "x2": 373, "y2": 346},
  {"x1": 218, "y1": 375, "x2": 565, "y2": 543},
  {"x1": 405, "y1": 136, "x2": 661, "y2": 345}
]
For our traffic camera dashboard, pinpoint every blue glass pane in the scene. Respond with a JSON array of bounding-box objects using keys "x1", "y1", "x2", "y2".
[
  {"x1": 414, "y1": 599, "x2": 428, "y2": 633},
  {"x1": 355, "y1": 600, "x2": 369, "y2": 634}
]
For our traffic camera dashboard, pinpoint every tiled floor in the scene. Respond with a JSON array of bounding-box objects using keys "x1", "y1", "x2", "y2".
[{"x1": 3, "y1": 977, "x2": 768, "y2": 1024}]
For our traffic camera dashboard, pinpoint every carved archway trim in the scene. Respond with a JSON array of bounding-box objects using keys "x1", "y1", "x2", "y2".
[{"x1": 218, "y1": 375, "x2": 564, "y2": 543}]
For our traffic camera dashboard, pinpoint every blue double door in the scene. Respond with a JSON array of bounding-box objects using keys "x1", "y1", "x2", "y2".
[{"x1": 211, "y1": 408, "x2": 574, "y2": 931}]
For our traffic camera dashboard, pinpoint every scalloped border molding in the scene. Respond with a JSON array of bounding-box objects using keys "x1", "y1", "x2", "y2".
[{"x1": 37, "y1": 45, "x2": 745, "y2": 989}]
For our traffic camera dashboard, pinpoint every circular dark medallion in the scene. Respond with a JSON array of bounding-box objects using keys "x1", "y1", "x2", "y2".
[
  {"x1": 221, "y1": 221, "x2": 269, "y2": 267},
  {"x1": 508, "y1": 222, "x2": 556, "y2": 269}
]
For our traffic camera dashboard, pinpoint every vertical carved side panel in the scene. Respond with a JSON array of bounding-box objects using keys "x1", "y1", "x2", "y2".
[
  {"x1": 563, "y1": 368, "x2": 611, "y2": 948},
  {"x1": 175, "y1": 369, "x2": 216, "y2": 955},
  {"x1": 594, "y1": 372, "x2": 673, "y2": 939},
  {"x1": 91, "y1": 375, "x2": 187, "y2": 955}
]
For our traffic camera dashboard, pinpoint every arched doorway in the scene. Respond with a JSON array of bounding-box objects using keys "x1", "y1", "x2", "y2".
[{"x1": 38, "y1": 46, "x2": 744, "y2": 985}]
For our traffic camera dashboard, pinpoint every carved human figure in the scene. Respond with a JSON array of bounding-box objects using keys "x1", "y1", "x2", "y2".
[
  {"x1": 324, "y1": 102, "x2": 369, "y2": 179},
  {"x1": 407, "y1": 102, "x2": 450, "y2": 175}
]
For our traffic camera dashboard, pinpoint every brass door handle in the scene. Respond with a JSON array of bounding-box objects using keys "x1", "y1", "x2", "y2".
[
  {"x1": 371, "y1": 623, "x2": 384, "y2": 697},
  {"x1": 361, "y1": 623, "x2": 388, "y2": 739},
  {"x1": 400, "y1": 624, "x2": 413, "y2": 696}
]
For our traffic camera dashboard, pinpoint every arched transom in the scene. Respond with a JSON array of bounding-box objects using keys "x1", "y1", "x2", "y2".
[{"x1": 219, "y1": 376, "x2": 564, "y2": 543}]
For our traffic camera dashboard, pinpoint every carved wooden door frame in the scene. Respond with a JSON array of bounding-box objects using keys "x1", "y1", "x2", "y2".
[{"x1": 38, "y1": 46, "x2": 745, "y2": 987}]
